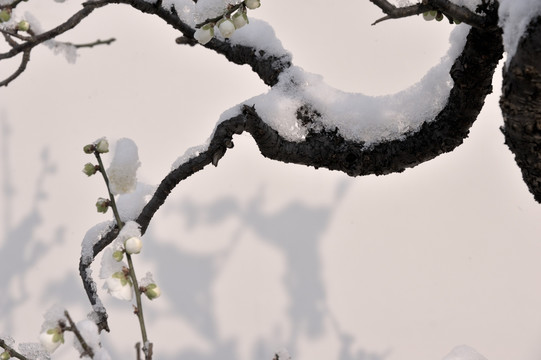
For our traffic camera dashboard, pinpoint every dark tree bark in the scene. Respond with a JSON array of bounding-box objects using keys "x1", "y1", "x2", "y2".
[{"x1": 501, "y1": 16, "x2": 541, "y2": 202}]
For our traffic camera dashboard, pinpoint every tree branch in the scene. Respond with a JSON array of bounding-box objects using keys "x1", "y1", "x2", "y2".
[
  {"x1": 500, "y1": 15, "x2": 541, "y2": 202},
  {"x1": 369, "y1": 0, "x2": 498, "y2": 29}
]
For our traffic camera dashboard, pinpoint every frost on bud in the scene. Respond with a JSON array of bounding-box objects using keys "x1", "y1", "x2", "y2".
[
  {"x1": 83, "y1": 163, "x2": 98, "y2": 176},
  {"x1": 143, "y1": 283, "x2": 161, "y2": 300},
  {"x1": 105, "y1": 272, "x2": 133, "y2": 301},
  {"x1": 112, "y1": 250, "x2": 124, "y2": 262},
  {"x1": 39, "y1": 328, "x2": 64, "y2": 354},
  {"x1": 0, "y1": 10, "x2": 11, "y2": 23},
  {"x1": 17, "y1": 20, "x2": 30, "y2": 32},
  {"x1": 0, "y1": 351, "x2": 10, "y2": 360},
  {"x1": 96, "y1": 138, "x2": 109, "y2": 153},
  {"x1": 95, "y1": 198, "x2": 109, "y2": 213},
  {"x1": 232, "y1": 10, "x2": 249, "y2": 29},
  {"x1": 217, "y1": 18, "x2": 235, "y2": 38},
  {"x1": 124, "y1": 237, "x2": 142, "y2": 255},
  {"x1": 423, "y1": 11, "x2": 437, "y2": 21},
  {"x1": 194, "y1": 23, "x2": 214, "y2": 45},
  {"x1": 245, "y1": 0, "x2": 260, "y2": 10}
]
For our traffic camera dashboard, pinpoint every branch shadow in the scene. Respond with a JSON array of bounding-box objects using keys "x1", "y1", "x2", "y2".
[
  {"x1": 143, "y1": 179, "x2": 388, "y2": 360},
  {"x1": 0, "y1": 117, "x2": 65, "y2": 335}
]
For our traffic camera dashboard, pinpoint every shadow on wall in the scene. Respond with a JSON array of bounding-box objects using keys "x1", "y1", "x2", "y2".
[
  {"x1": 143, "y1": 179, "x2": 388, "y2": 360},
  {"x1": 0, "y1": 117, "x2": 66, "y2": 335}
]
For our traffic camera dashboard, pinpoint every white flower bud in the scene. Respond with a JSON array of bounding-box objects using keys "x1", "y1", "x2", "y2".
[
  {"x1": 245, "y1": 0, "x2": 260, "y2": 10},
  {"x1": 39, "y1": 328, "x2": 64, "y2": 354},
  {"x1": 217, "y1": 18, "x2": 235, "y2": 38},
  {"x1": 96, "y1": 138, "x2": 109, "y2": 153},
  {"x1": 194, "y1": 23, "x2": 214, "y2": 45},
  {"x1": 105, "y1": 272, "x2": 133, "y2": 301},
  {"x1": 124, "y1": 237, "x2": 142, "y2": 255},
  {"x1": 232, "y1": 10, "x2": 249, "y2": 29}
]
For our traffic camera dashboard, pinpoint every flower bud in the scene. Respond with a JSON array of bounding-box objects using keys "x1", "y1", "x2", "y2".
[
  {"x1": 113, "y1": 250, "x2": 124, "y2": 262},
  {"x1": 232, "y1": 10, "x2": 249, "y2": 29},
  {"x1": 17, "y1": 20, "x2": 30, "y2": 31},
  {"x1": 82, "y1": 163, "x2": 98, "y2": 176},
  {"x1": 83, "y1": 144, "x2": 95, "y2": 154},
  {"x1": 245, "y1": 0, "x2": 260, "y2": 10},
  {"x1": 96, "y1": 138, "x2": 109, "y2": 153},
  {"x1": 0, "y1": 351, "x2": 10, "y2": 360},
  {"x1": 124, "y1": 237, "x2": 142, "y2": 255},
  {"x1": 39, "y1": 328, "x2": 64, "y2": 354},
  {"x1": 144, "y1": 283, "x2": 161, "y2": 300},
  {"x1": 217, "y1": 18, "x2": 235, "y2": 38},
  {"x1": 95, "y1": 198, "x2": 109, "y2": 213},
  {"x1": 422, "y1": 11, "x2": 437, "y2": 21},
  {"x1": 0, "y1": 10, "x2": 11, "y2": 23},
  {"x1": 106, "y1": 272, "x2": 133, "y2": 300},
  {"x1": 435, "y1": 11, "x2": 444, "y2": 21},
  {"x1": 194, "y1": 23, "x2": 214, "y2": 45}
]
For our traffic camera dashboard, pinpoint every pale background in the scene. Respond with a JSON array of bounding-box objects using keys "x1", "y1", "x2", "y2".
[{"x1": 1, "y1": 1, "x2": 541, "y2": 359}]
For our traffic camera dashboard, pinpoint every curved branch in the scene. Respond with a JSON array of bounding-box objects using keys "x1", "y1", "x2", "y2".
[
  {"x1": 500, "y1": 16, "x2": 541, "y2": 202},
  {"x1": 0, "y1": 49, "x2": 30, "y2": 87}
]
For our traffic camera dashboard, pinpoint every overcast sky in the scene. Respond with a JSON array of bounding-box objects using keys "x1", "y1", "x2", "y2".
[{"x1": 1, "y1": 1, "x2": 541, "y2": 360}]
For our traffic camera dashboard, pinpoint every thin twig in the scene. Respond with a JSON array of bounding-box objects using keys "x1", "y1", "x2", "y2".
[
  {"x1": 0, "y1": 49, "x2": 30, "y2": 87},
  {"x1": 0, "y1": 338, "x2": 29, "y2": 360},
  {"x1": 64, "y1": 310, "x2": 95, "y2": 359},
  {"x1": 73, "y1": 37, "x2": 116, "y2": 49}
]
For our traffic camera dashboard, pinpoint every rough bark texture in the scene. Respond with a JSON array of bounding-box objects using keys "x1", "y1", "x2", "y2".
[
  {"x1": 501, "y1": 16, "x2": 541, "y2": 202},
  {"x1": 247, "y1": 26, "x2": 503, "y2": 176}
]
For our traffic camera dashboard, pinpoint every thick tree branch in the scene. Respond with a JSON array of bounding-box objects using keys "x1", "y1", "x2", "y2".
[
  {"x1": 500, "y1": 16, "x2": 541, "y2": 202},
  {"x1": 79, "y1": 25, "x2": 503, "y2": 326}
]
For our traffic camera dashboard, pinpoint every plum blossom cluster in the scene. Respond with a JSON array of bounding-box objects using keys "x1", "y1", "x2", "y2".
[
  {"x1": 83, "y1": 137, "x2": 159, "y2": 357},
  {"x1": 194, "y1": 0, "x2": 261, "y2": 45},
  {"x1": 0, "y1": 8, "x2": 30, "y2": 31},
  {"x1": 422, "y1": 10, "x2": 461, "y2": 24}
]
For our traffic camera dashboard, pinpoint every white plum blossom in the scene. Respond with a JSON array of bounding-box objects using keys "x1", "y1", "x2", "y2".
[
  {"x1": 100, "y1": 248, "x2": 133, "y2": 301},
  {"x1": 232, "y1": 10, "x2": 248, "y2": 29},
  {"x1": 105, "y1": 272, "x2": 133, "y2": 301},
  {"x1": 194, "y1": 23, "x2": 214, "y2": 45},
  {"x1": 218, "y1": 18, "x2": 235, "y2": 38},
  {"x1": 95, "y1": 138, "x2": 109, "y2": 153},
  {"x1": 39, "y1": 328, "x2": 63, "y2": 354},
  {"x1": 124, "y1": 236, "x2": 142, "y2": 254},
  {"x1": 245, "y1": 0, "x2": 260, "y2": 10}
]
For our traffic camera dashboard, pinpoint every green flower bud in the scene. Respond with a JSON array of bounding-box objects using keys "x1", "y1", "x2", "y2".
[
  {"x1": 113, "y1": 250, "x2": 124, "y2": 262},
  {"x1": 422, "y1": 10, "x2": 437, "y2": 21},
  {"x1": 0, "y1": 10, "x2": 11, "y2": 23},
  {"x1": 17, "y1": 20, "x2": 29, "y2": 31},
  {"x1": 83, "y1": 144, "x2": 95, "y2": 154},
  {"x1": 144, "y1": 283, "x2": 161, "y2": 300},
  {"x1": 0, "y1": 351, "x2": 11, "y2": 360},
  {"x1": 435, "y1": 11, "x2": 444, "y2": 21},
  {"x1": 82, "y1": 163, "x2": 98, "y2": 176},
  {"x1": 95, "y1": 197, "x2": 109, "y2": 213}
]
